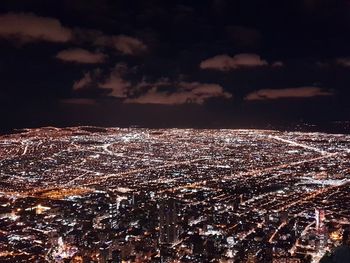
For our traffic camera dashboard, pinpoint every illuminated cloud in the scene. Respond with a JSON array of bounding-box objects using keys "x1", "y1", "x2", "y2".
[
  {"x1": 111, "y1": 35, "x2": 147, "y2": 55},
  {"x1": 0, "y1": 13, "x2": 72, "y2": 43},
  {"x1": 125, "y1": 81, "x2": 232, "y2": 105},
  {"x1": 336, "y1": 57, "x2": 350, "y2": 67},
  {"x1": 245, "y1": 87, "x2": 332, "y2": 101},
  {"x1": 272, "y1": 61, "x2": 284, "y2": 67},
  {"x1": 200, "y1": 53, "x2": 268, "y2": 71},
  {"x1": 73, "y1": 72, "x2": 94, "y2": 91},
  {"x1": 72, "y1": 65, "x2": 231, "y2": 104},
  {"x1": 98, "y1": 64, "x2": 131, "y2": 98},
  {"x1": 56, "y1": 48, "x2": 107, "y2": 64},
  {"x1": 72, "y1": 68, "x2": 103, "y2": 92},
  {"x1": 72, "y1": 64, "x2": 130, "y2": 98},
  {"x1": 74, "y1": 30, "x2": 147, "y2": 56},
  {"x1": 0, "y1": 13, "x2": 146, "y2": 56}
]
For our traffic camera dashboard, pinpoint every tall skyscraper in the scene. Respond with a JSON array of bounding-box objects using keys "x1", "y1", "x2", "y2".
[
  {"x1": 315, "y1": 208, "x2": 327, "y2": 251},
  {"x1": 159, "y1": 197, "x2": 179, "y2": 245},
  {"x1": 109, "y1": 201, "x2": 119, "y2": 229},
  {"x1": 315, "y1": 208, "x2": 325, "y2": 231}
]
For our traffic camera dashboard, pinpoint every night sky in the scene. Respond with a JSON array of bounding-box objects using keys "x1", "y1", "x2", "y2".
[{"x1": 0, "y1": 0, "x2": 349, "y2": 130}]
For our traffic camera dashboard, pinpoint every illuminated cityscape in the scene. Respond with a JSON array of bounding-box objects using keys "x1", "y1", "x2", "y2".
[
  {"x1": 1, "y1": 0, "x2": 350, "y2": 262},
  {"x1": 0, "y1": 127, "x2": 349, "y2": 262}
]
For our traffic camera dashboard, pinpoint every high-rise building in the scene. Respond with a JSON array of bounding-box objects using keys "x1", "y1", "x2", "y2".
[
  {"x1": 109, "y1": 202, "x2": 118, "y2": 229},
  {"x1": 239, "y1": 194, "x2": 244, "y2": 205},
  {"x1": 315, "y1": 208, "x2": 325, "y2": 231},
  {"x1": 315, "y1": 208, "x2": 327, "y2": 250},
  {"x1": 159, "y1": 197, "x2": 179, "y2": 245}
]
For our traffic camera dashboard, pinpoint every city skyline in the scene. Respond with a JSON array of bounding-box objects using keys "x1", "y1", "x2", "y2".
[{"x1": 0, "y1": 127, "x2": 349, "y2": 262}]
